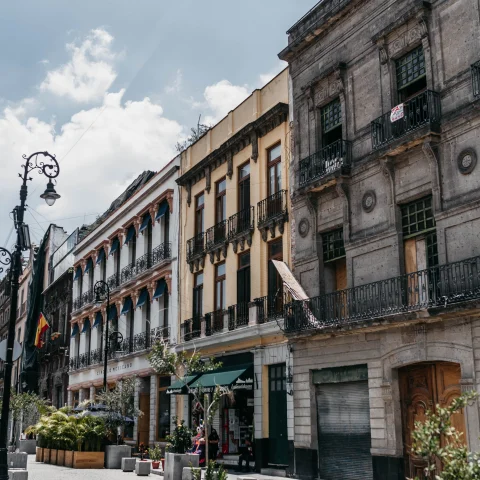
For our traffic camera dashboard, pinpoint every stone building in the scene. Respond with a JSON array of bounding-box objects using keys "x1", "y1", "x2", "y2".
[
  {"x1": 0, "y1": 275, "x2": 11, "y2": 396},
  {"x1": 176, "y1": 69, "x2": 294, "y2": 473},
  {"x1": 278, "y1": 0, "x2": 480, "y2": 479},
  {"x1": 68, "y1": 160, "x2": 179, "y2": 447}
]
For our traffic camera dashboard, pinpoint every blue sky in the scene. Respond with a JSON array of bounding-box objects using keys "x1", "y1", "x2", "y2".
[{"x1": 0, "y1": 0, "x2": 314, "y2": 247}]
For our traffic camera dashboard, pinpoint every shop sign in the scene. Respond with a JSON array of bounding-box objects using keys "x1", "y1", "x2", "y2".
[
  {"x1": 232, "y1": 376, "x2": 254, "y2": 391},
  {"x1": 390, "y1": 103, "x2": 404, "y2": 122},
  {"x1": 95, "y1": 362, "x2": 133, "y2": 377}
]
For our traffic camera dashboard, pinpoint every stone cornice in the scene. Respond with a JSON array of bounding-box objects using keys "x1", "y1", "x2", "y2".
[{"x1": 176, "y1": 102, "x2": 289, "y2": 188}]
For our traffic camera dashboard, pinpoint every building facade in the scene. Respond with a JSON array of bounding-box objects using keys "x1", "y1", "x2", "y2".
[
  {"x1": 0, "y1": 275, "x2": 11, "y2": 396},
  {"x1": 176, "y1": 69, "x2": 294, "y2": 472},
  {"x1": 68, "y1": 161, "x2": 179, "y2": 447},
  {"x1": 279, "y1": 0, "x2": 480, "y2": 479}
]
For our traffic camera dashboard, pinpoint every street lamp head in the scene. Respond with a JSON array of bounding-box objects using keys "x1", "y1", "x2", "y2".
[
  {"x1": 95, "y1": 289, "x2": 105, "y2": 305},
  {"x1": 40, "y1": 180, "x2": 60, "y2": 206}
]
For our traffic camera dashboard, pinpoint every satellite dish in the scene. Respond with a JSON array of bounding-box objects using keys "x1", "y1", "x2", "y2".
[{"x1": 0, "y1": 340, "x2": 22, "y2": 362}]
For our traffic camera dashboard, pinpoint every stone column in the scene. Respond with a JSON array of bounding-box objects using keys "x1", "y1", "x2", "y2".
[
  {"x1": 79, "y1": 388, "x2": 86, "y2": 403},
  {"x1": 67, "y1": 390, "x2": 73, "y2": 407},
  {"x1": 149, "y1": 375, "x2": 157, "y2": 445},
  {"x1": 90, "y1": 386, "x2": 96, "y2": 403},
  {"x1": 253, "y1": 348, "x2": 263, "y2": 441}
]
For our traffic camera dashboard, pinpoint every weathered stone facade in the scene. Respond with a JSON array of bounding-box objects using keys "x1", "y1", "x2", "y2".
[{"x1": 279, "y1": 0, "x2": 480, "y2": 478}]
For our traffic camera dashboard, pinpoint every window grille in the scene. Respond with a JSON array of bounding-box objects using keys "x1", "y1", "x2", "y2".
[
  {"x1": 396, "y1": 46, "x2": 426, "y2": 91},
  {"x1": 321, "y1": 98, "x2": 342, "y2": 133},
  {"x1": 401, "y1": 196, "x2": 435, "y2": 237},
  {"x1": 322, "y1": 229, "x2": 345, "y2": 262}
]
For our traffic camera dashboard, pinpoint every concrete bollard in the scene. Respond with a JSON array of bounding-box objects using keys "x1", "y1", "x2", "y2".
[
  {"x1": 8, "y1": 470, "x2": 28, "y2": 480},
  {"x1": 7, "y1": 453, "x2": 28, "y2": 470},
  {"x1": 135, "y1": 461, "x2": 151, "y2": 476},
  {"x1": 122, "y1": 457, "x2": 137, "y2": 472}
]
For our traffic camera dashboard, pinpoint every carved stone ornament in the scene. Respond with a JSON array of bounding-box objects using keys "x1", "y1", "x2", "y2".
[
  {"x1": 362, "y1": 190, "x2": 377, "y2": 213},
  {"x1": 458, "y1": 149, "x2": 477, "y2": 175},
  {"x1": 298, "y1": 218, "x2": 310, "y2": 238}
]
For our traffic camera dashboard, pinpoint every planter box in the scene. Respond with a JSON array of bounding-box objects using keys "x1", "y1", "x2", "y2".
[
  {"x1": 35, "y1": 447, "x2": 44, "y2": 462},
  {"x1": 7, "y1": 453, "x2": 28, "y2": 469},
  {"x1": 105, "y1": 445, "x2": 133, "y2": 469},
  {"x1": 43, "y1": 448, "x2": 51, "y2": 464},
  {"x1": 19, "y1": 440, "x2": 37, "y2": 455},
  {"x1": 165, "y1": 453, "x2": 199, "y2": 480},
  {"x1": 135, "y1": 461, "x2": 151, "y2": 476},
  {"x1": 50, "y1": 449, "x2": 58, "y2": 465},
  {"x1": 64, "y1": 451, "x2": 73, "y2": 468},
  {"x1": 57, "y1": 450, "x2": 65, "y2": 466},
  {"x1": 73, "y1": 451, "x2": 105, "y2": 469}
]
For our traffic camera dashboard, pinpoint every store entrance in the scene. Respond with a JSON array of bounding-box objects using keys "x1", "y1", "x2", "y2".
[{"x1": 268, "y1": 364, "x2": 288, "y2": 465}]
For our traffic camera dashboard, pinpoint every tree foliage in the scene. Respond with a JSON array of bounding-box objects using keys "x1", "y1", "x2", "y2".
[{"x1": 175, "y1": 116, "x2": 211, "y2": 153}]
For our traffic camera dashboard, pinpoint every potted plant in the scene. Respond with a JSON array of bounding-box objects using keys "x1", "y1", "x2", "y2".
[{"x1": 149, "y1": 444, "x2": 162, "y2": 469}]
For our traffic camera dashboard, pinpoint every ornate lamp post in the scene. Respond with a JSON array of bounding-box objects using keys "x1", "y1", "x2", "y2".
[{"x1": 0, "y1": 152, "x2": 60, "y2": 480}]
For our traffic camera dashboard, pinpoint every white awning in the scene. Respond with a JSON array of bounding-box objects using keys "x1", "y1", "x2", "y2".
[{"x1": 271, "y1": 260, "x2": 309, "y2": 300}]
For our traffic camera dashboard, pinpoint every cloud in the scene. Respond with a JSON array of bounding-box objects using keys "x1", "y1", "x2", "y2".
[
  {"x1": 0, "y1": 89, "x2": 183, "y2": 244},
  {"x1": 39, "y1": 59, "x2": 50, "y2": 65},
  {"x1": 39, "y1": 28, "x2": 118, "y2": 103},
  {"x1": 165, "y1": 69, "x2": 183, "y2": 94},
  {"x1": 258, "y1": 61, "x2": 287, "y2": 87}
]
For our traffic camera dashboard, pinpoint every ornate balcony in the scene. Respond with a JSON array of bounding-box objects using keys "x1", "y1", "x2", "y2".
[
  {"x1": 107, "y1": 272, "x2": 120, "y2": 291},
  {"x1": 472, "y1": 61, "x2": 480, "y2": 98},
  {"x1": 187, "y1": 233, "x2": 206, "y2": 272},
  {"x1": 204, "y1": 310, "x2": 225, "y2": 336},
  {"x1": 120, "y1": 261, "x2": 136, "y2": 284},
  {"x1": 206, "y1": 221, "x2": 228, "y2": 263},
  {"x1": 257, "y1": 190, "x2": 288, "y2": 241},
  {"x1": 299, "y1": 140, "x2": 351, "y2": 188},
  {"x1": 285, "y1": 255, "x2": 480, "y2": 334},
  {"x1": 255, "y1": 295, "x2": 284, "y2": 324},
  {"x1": 228, "y1": 303, "x2": 249, "y2": 330},
  {"x1": 73, "y1": 289, "x2": 94, "y2": 311},
  {"x1": 182, "y1": 317, "x2": 202, "y2": 342},
  {"x1": 371, "y1": 90, "x2": 441, "y2": 151},
  {"x1": 228, "y1": 207, "x2": 254, "y2": 253},
  {"x1": 152, "y1": 242, "x2": 172, "y2": 265}
]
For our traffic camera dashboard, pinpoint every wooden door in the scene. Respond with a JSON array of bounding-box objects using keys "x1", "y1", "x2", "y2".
[
  {"x1": 138, "y1": 393, "x2": 150, "y2": 445},
  {"x1": 399, "y1": 362, "x2": 466, "y2": 479},
  {"x1": 268, "y1": 364, "x2": 288, "y2": 465}
]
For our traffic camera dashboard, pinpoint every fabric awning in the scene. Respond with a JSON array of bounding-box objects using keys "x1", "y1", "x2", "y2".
[
  {"x1": 136, "y1": 288, "x2": 149, "y2": 309},
  {"x1": 109, "y1": 238, "x2": 120, "y2": 256},
  {"x1": 124, "y1": 225, "x2": 136, "y2": 245},
  {"x1": 81, "y1": 319, "x2": 91, "y2": 333},
  {"x1": 96, "y1": 248, "x2": 105, "y2": 265},
  {"x1": 108, "y1": 304, "x2": 117, "y2": 321},
  {"x1": 121, "y1": 297, "x2": 133, "y2": 316},
  {"x1": 166, "y1": 375, "x2": 200, "y2": 395},
  {"x1": 155, "y1": 201, "x2": 169, "y2": 221},
  {"x1": 93, "y1": 311, "x2": 102, "y2": 328},
  {"x1": 139, "y1": 213, "x2": 152, "y2": 234},
  {"x1": 71, "y1": 323, "x2": 79, "y2": 337},
  {"x1": 153, "y1": 279, "x2": 167, "y2": 300},
  {"x1": 189, "y1": 365, "x2": 254, "y2": 393},
  {"x1": 73, "y1": 266, "x2": 82, "y2": 281},
  {"x1": 84, "y1": 258, "x2": 93, "y2": 274}
]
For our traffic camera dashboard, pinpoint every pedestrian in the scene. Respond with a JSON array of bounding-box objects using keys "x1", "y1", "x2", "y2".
[
  {"x1": 236, "y1": 434, "x2": 253, "y2": 473},
  {"x1": 208, "y1": 427, "x2": 219, "y2": 461}
]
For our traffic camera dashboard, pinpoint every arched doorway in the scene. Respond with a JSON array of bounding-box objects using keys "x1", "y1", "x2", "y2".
[{"x1": 399, "y1": 362, "x2": 467, "y2": 478}]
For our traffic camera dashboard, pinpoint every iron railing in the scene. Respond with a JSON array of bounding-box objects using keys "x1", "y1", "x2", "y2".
[
  {"x1": 204, "y1": 310, "x2": 225, "y2": 336},
  {"x1": 371, "y1": 90, "x2": 441, "y2": 150},
  {"x1": 187, "y1": 233, "x2": 206, "y2": 262},
  {"x1": 152, "y1": 242, "x2": 172, "y2": 264},
  {"x1": 107, "y1": 272, "x2": 120, "y2": 290},
  {"x1": 285, "y1": 255, "x2": 480, "y2": 333},
  {"x1": 228, "y1": 207, "x2": 254, "y2": 239},
  {"x1": 472, "y1": 61, "x2": 480, "y2": 98},
  {"x1": 73, "y1": 289, "x2": 94, "y2": 311},
  {"x1": 257, "y1": 190, "x2": 288, "y2": 226},
  {"x1": 299, "y1": 140, "x2": 352, "y2": 187},
  {"x1": 228, "y1": 303, "x2": 250, "y2": 330},
  {"x1": 121, "y1": 261, "x2": 136, "y2": 284},
  {"x1": 255, "y1": 295, "x2": 284, "y2": 324},
  {"x1": 206, "y1": 220, "x2": 228, "y2": 249},
  {"x1": 182, "y1": 317, "x2": 202, "y2": 342},
  {"x1": 135, "y1": 252, "x2": 151, "y2": 275}
]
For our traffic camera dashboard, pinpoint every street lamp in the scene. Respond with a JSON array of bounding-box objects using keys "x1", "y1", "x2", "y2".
[
  {"x1": 94, "y1": 280, "x2": 111, "y2": 392},
  {"x1": 0, "y1": 152, "x2": 60, "y2": 480}
]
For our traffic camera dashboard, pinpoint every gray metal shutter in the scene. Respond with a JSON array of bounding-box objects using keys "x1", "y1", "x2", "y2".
[{"x1": 316, "y1": 381, "x2": 373, "y2": 480}]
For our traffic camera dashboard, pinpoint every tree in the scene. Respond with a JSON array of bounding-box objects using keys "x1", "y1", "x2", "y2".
[
  {"x1": 148, "y1": 339, "x2": 232, "y2": 461},
  {"x1": 408, "y1": 390, "x2": 480, "y2": 480},
  {"x1": 175, "y1": 115, "x2": 211, "y2": 153}
]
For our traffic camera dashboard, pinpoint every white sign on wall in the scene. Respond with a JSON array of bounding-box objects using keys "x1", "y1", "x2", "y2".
[{"x1": 390, "y1": 104, "x2": 404, "y2": 122}]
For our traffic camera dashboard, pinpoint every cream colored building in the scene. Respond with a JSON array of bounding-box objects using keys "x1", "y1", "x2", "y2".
[{"x1": 176, "y1": 69, "x2": 294, "y2": 472}]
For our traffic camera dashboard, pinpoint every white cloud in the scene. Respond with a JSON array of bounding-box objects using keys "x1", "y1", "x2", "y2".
[
  {"x1": 258, "y1": 61, "x2": 287, "y2": 87},
  {"x1": 165, "y1": 69, "x2": 183, "y2": 94},
  {"x1": 39, "y1": 59, "x2": 50, "y2": 65},
  {"x1": 0, "y1": 89, "x2": 183, "y2": 243},
  {"x1": 39, "y1": 28, "x2": 118, "y2": 103}
]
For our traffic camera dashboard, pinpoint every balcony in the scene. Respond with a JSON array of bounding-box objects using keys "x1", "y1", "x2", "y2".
[
  {"x1": 152, "y1": 242, "x2": 172, "y2": 265},
  {"x1": 472, "y1": 61, "x2": 480, "y2": 98},
  {"x1": 73, "y1": 289, "x2": 94, "y2": 311},
  {"x1": 285, "y1": 255, "x2": 480, "y2": 334},
  {"x1": 228, "y1": 207, "x2": 254, "y2": 253},
  {"x1": 299, "y1": 140, "x2": 351, "y2": 188},
  {"x1": 107, "y1": 272, "x2": 120, "y2": 291},
  {"x1": 371, "y1": 90, "x2": 441, "y2": 152},
  {"x1": 204, "y1": 310, "x2": 225, "y2": 336},
  {"x1": 121, "y1": 261, "x2": 136, "y2": 284},
  {"x1": 257, "y1": 190, "x2": 289, "y2": 241},
  {"x1": 187, "y1": 233, "x2": 206, "y2": 272},
  {"x1": 228, "y1": 303, "x2": 249, "y2": 330},
  {"x1": 181, "y1": 317, "x2": 202, "y2": 342},
  {"x1": 255, "y1": 295, "x2": 284, "y2": 324},
  {"x1": 206, "y1": 221, "x2": 228, "y2": 263}
]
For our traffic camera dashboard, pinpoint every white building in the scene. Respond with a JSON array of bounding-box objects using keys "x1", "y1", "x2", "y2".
[{"x1": 68, "y1": 157, "x2": 179, "y2": 446}]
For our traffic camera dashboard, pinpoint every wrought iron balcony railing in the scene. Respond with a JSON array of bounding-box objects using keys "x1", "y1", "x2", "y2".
[
  {"x1": 257, "y1": 190, "x2": 288, "y2": 227},
  {"x1": 135, "y1": 252, "x2": 151, "y2": 275},
  {"x1": 228, "y1": 207, "x2": 254, "y2": 239},
  {"x1": 255, "y1": 295, "x2": 284, "y2": 324},
  {"x1": 107, "y1": 272, "x2": 120, "y2": 290},
  {"x1": 187, "y1": 233, "x2": 206, "y2": 262},
  {"x1": 371, "y1": 90, "x2": 441, "y2": 151},
  {"x1": 73, "y1": 289, "x2": 94, "y2": 311},
  {"x1": 121, "y1": 261, "x2": 136, "y2": 284},
  {"x1": 228, "y1": 303, "x2": 250, "y2": 330},
  {"x1": 285, "y1": 255, "x2": 480, "y2": 333},
  {"x1": 204, "y1": 310, "x2": 225, "y2": 336},
  {"x1": 472, "y1": 61, "x2": 480, "y2": 98},
  {"x1": 182, "y1": 317, "x2": 202, "y2": 342},
  {"x1": 206, "y1": 220, "x2": 228, "y2": 250},
  {"x1": 152, "y1": 242, "x2": 172, "y2": 265},
  {"x1": 299, "y1": 140, "x2": 351, "y2": 187}
]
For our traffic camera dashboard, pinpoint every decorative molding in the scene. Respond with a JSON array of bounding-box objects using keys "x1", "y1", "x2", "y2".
[
  {"x1": 457, "y1": 148, "x2": 477, "y2": 175},
  {"x1": 205, "y1": 166, "x2": 212, "y2": 193},
  {"x1": 298, "y1": 218, "x2": 310, "y2": 238},
  {"x1": 422, "y1": 140, "x2": 442, "y2": 213},
  {"x1": 230, "y1": 230, "x2": 254, "y2": 254},
  {"x1": 251, "y1": 130, "x2": 259, "y2": 163},
  {"x1": 362, "y1": 190, "x2": 376, "y2": 213},
  {"x1": 335, "y1": 178, "x2": 350, "y2": 242},
  {"x1": 207, "y1": 243, "x2": 228, "y2": 264},
  {"x1": 379, "y1": 157, "x2": 395, "y2": 227},
  {"x1": 226, "y1": 151, "x2": 233, "y2": 179},
  {"x1": 186, "y1": 181, "x2": 192, "y2": 207}
]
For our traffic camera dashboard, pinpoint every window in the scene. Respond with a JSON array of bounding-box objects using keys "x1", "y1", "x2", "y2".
[
  {"x1": 157, "y1": 377, "x2": 171, "y2": 440},
  {"x1": 216, "y1": 178, "x2": 227, "y2": 223},
  {"x1": 85, "y1": 319, "x2": 91, "y2": 357},
  {"x1": 161, "y1": 284, "x2": 169, "y2": 329},
  {"x1": 238, "y1": 163, "x2": 251, "y2": 212},
  {"x1": 322, "y1": 229, "x2": 347, "y2": 293},
  {"x1": 114, "y1": 240, "x2": 121, "y2": 279},
  {"x1": 237, "y1": 252, "x2": 250, "y2": 321},
  {"x1": 322, "y1": 229, "x2": 346, "y2": 263},
  {"x1": 401, "y1": 196, "x2": 435, "y2": 238},
  {"x1": 195, "y1": 193, "x2": 205, "y2": 235},
  {"x1": 215, "y1": 263, "x2": 226, "y2": 312},
  {"x1": 321, "y1": 98, "x2": 342, "y2": 147},
  {"x1": 268, "y1": 144, "x2": 282, "y2": 197},
  {"x1": 73, "y1": 391, "x2": 79, "y2": 408},
  {"x1": 193, "y1": 272, "x2": 204, "y2": 318},
  {"x1": 145, "y1": 218, "x2": 153, "y2": 255},
  {"x1": 130, "y1": 231, "x2": 137, "y2": 265},
  {"x1": 56, "y1": 386, "x2": 63, "y2": 408},
  {"x1": 100, "y1": 248, "x2": 107, "y2": 282},
  {"x1": 396, "y1": 46, "x2": 427, "y2": 101}
]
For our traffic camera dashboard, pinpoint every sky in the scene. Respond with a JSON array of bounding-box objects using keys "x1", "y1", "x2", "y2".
[{"x1": 0, "y1": 0, "x2": 314, "y2": 249}]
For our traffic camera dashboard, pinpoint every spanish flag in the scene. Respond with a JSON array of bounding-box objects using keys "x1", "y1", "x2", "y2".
[{"x1": 34, "y1": 313, "x2": 49, "y2": 348}]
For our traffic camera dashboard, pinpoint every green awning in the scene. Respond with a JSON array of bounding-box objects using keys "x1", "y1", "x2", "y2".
[
  {"x1": 190, "y1": 365, "x2": 254, "y2": 393},
  {"x1": 166, "y1": 375, "x2": 200, "y2": 395}
]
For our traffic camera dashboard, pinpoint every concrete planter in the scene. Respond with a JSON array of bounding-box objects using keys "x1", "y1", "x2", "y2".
[
  {"x1": 50, "y1": 449, "x2": 58, "y2": 465},
  {"x1": 135, "y1": 461, "x2": 151, "y2": 476},
  {"x1": 43, "y1": 448, "x2": 51, "y2": 464},
  {"x1": 35, "y1": 447, "x2": 43, "y2": 462},
  {"x1": 105, "y1": 445, "x2": 133, "y2": 469},
  {"x1": 57, "y1": 450, "x2": 65, "y2": 466},
  {"x1": 165, "y1": 453, "x2": 199, "y2": 480},
  {"x1": 19, "y1": 440, "x2": 36, "y2": 455},
  {"x1": 64, "y1": 451, "x2": 73, "y2": 468},
  {"x1": 72, "y1": 451, "x2": 105, "y2": 469},
  {"x1": 7, "y1": 453, "x2": 28, "y2": 469},
  {"x1": 121, "y1": 457, "x2": 136, "y2": 472}
]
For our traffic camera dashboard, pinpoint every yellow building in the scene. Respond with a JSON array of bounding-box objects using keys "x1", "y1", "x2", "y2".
[{"x1": 175, "y1": 69, "x2": 294, "y2": 472}]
